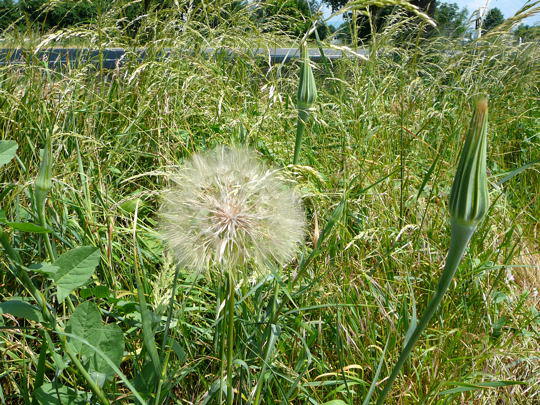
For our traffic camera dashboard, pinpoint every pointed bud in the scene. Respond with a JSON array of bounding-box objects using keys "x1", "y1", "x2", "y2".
[
  {"x1": 35, "y1": 136, "x2": 53, "y2": 212},
  {"x1": 449, "y1": 96, "x2": 489, "y2": 228},
  {"x1": 296, "y1": 44, "x2": 317, "y2": 112}
]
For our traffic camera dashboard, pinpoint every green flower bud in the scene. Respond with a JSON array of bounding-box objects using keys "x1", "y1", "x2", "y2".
[
  {"x1": 35, "y1": 136, "x2": 53, "y2": 212},
  {"x1": 296, "y1": 44, "x2": 317, "y2": 111},
  {"x1": 449, "y1": 96, "x2": 489, "y2": 228}
]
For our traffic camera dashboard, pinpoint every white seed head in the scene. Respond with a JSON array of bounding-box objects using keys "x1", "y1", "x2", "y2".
[{"x1": 160, "y1": 146, "x2": 305, "y2": 275}]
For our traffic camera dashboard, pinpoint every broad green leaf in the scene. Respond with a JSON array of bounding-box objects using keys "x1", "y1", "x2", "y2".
[
  {"x1": 5, "y1": 222, "x2": 51, "y2": 233},
  {"x1": 0, "y1": 300, "x2": 43, "y2": 322},
  {"x1": 34, "y1": 382, "x2": 89, "y2": 405},
  {"x1": 322, "y1": 401, "x2": 349, "y2": 405},
  {"x1": 0, "y1": 140, "x2": 18, "y2": 168},
  {"x1": 0, "y1": 209, "x2": 6, "y2": 222},
  {"x1": 80, "y1": 285, "x2": 110, "y2": 299},
  {"x1": 88, "y1": 323, "x2": 124, "y2": 378},
  {"x1": 67, "y1": 302, "x2": 124, "y2": 378},
  {"x1": 27, "y1": 262, "x2": 59, "y2": 275},
  {"x1": 52, "y1": 247, "x2": 100, "y2": 302},
  {"x1": 66, "y1": 302, "x2": 102, "y2": 356}
]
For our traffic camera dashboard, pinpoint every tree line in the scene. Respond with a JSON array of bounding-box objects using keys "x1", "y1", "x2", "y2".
[{"x1": 0, "y1": 0, "x2": 537, "y2": 42}]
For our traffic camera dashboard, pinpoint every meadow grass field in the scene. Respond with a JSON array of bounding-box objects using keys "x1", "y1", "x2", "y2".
[{"x1": 0, "y1": 3, "x2": 539, "y2": 404}]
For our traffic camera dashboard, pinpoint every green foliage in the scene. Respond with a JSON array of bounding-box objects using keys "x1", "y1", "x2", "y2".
[
  {"x1": 256, "y1": 0, "x2": 313, "y2": 37},
  {"x1": 0, "y1": 0, "x2": 20, "y2": 30},
  {"x1": 48, "y1": 247, "x2": 101, "y2": 302},
  {"x1": 0, "y1": 3, "x2": 539, "y2": 404},
  {"x1": 514, "y1": 23, "x2": 540, "y2": 42},
  {"x1": 18, "y1": 0, "x2": 105, "y2": 29},
  {"x1": 34, "y1": 382, "x2": 90, "y2": 405},
  {"x1": 325, "y1": 0, "x2": 437, "y2": 41},
  {"x1": 3, "y1": 222, "x2": 51, "y2": 233},
  {"x1": 433, "y1": 2, "x2": 469, "y2": 38},
  {"x1": 482, "y1": 7, "x2": 505, "y2": 33},
  {"x1": 66, "y1": 302, "x2": 125, "y2": 382},
  {"x1": 0, "y1": 300, "x2": 44, "y2": 322},
  {"x1": 0, "y1": 140, "x2": 17, "y2": 168}
]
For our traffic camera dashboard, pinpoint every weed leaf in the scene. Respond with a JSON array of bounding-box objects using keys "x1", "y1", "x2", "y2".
[
  {"x1": 67, "y1": 302, "x2": 124, "y2": 379},
  {"x1": 34, "y1": 382, "x2": 89, "y2": 405},
  {"x1": 439, "y1": 380, "x2": 526, "y2": 395},
  {"x1": 6, "y1": 222, "x2": 51, "y2": 233},
  {"x1": 0, "y1": 140, "x2": 18, "y2": 168},
  {"x1": 0, "y1": 300, "x2": 43, "y2": 322},
  {"x1": 52, "y1": 247, "x2": 100, "y2": 302}
]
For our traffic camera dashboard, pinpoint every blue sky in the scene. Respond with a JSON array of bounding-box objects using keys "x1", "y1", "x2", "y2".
[{"x1": 321, "y1": 0, "x2": 540, "y2": 26}]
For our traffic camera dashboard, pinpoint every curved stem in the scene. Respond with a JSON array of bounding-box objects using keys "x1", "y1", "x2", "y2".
[{"x1": 376, "y1": 222, "x2": 475, "y2": 404}]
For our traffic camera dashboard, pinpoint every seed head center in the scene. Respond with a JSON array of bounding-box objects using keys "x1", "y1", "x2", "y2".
[{"x1": 213, "y1": 202, "x2": 251, "y2": 235}]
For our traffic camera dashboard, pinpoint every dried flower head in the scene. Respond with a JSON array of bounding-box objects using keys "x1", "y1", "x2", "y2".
[{"x1": 160, "y1": 146, "x2": 305, "y2": 275}]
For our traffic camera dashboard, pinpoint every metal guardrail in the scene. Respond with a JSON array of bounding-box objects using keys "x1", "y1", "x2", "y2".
[{"x1": 0, "y1": 47, "x2": 367, "y2": 69}]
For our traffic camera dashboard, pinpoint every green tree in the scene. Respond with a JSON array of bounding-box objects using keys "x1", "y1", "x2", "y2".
[
  {"x1": 0, "y1": 0, "x2": 20, "y2": 30},
  {"x1": 514, "y1": 23, "x2": 540, "y2": 42},
  {"x1": 482, "y1": 7, "x2": 504, "y2": 33},
  {"x1": 19, "y1": 0, "x2": 106, "y2": 29},
  {"x1": 433, "y1": 2, "x2": 468, "y2": 38},
  {"x1": 324, "y1": 0, "x2": 437, "y2": 42},
  {"x1": 256, "y1": 0, "x2": 330, "y2": 39}
]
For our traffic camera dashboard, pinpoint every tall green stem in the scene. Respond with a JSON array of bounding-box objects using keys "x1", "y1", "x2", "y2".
[
  {"x1": 376, "y1": 222, "x2": 475, "y2": 404},
  {"x1": 132, "y1": 205, "x2": 161, "y2": 395},
  {"x1": 252, "y1": 281, "x2": 279, "y2": 405},
  {"x1": 293, "y1": 109, "x2": 309, "y2": 165},
  {"x1": 155, "y1": 264, "x2": 181, "y2": 404},
  {"x1": 226, "y1": 271, "x2": 235, "y2": 405}
]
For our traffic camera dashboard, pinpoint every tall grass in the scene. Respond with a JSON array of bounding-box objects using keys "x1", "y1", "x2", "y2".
[{"x1": 0, "y1": 1, "x2": 539, "y2": 403}]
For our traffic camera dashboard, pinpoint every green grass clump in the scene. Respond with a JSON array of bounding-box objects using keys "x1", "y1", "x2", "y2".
[{"x1": 0, "y1": 4, "x2": 539, "y2": 404}]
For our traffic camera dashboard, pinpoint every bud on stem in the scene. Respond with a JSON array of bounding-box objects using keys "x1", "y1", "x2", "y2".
[
  {"x1": 376, "y1": 96, "x2": 489, "y2": 404},
  {"x1": 34, "y1": 135, "x2": 54, "y2": 260},
  {"x1": 449, "y1": 96, "x2": 489, "y2": 227},
  {"x1": 35, "y1": 136, "x2": 53, "y2": 219},
  {"x1": 293, "y1": 44, "x2": 317, "y2": 165}
]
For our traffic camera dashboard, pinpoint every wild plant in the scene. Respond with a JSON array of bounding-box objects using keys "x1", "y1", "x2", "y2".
[
  {"x1": 0, "y1": 1, "x2": 538, "y2": 404},
  {"x1": 159, "y1": 145, "x2": 305, "y2": 404},
  {"x1": 375, "y1": 96, "x2": 490, "y2": 404},
  {"x1": 293, "y1": 43, "x2": 317, "y2": 164}
]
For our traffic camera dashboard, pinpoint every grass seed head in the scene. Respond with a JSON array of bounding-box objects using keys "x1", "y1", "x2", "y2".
[{"x1": 160, "y1": 146, "x2": 305, "y2": 275}]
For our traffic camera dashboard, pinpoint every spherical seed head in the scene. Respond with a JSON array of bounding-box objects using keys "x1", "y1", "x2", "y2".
[{"x1": 160, "y1": 146, "x2": 306, "y2": 275}]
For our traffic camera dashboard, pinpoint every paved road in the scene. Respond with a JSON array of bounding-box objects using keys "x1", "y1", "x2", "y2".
[{"x1": 0, "y1": 47, "x2": 368, "y2": 69}]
